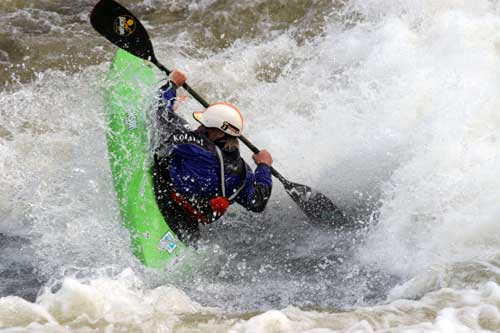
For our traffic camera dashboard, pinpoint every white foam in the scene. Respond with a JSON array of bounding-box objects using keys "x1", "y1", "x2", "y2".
[
  {"x1": 344, "y1": 1, "x2": 500, "y2": 277},
  {"x1": 2, "y1": 277, "x2": 498, "y2": 331}
]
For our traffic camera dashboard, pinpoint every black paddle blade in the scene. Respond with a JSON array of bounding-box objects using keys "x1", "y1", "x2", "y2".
[
  {"x1": 283, "y1": 181, "x2": 347, "y2": 226},
  {"x1": 90, "y1": 0, "x2": 157, "y2": 63}
]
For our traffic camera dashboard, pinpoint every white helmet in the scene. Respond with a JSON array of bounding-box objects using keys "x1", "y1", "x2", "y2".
[{"x1": 193, "y1": 102, "x2": 243, "y2": 137}]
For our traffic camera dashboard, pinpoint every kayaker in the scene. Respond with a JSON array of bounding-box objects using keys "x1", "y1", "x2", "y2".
[{"x1": 152, "y1": 70, "x2": 273, "y2": 244}]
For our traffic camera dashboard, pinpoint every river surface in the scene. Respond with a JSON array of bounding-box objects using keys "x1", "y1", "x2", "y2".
[{"x1": 1, "y1": 0, "x2": 500, "y2": 332}]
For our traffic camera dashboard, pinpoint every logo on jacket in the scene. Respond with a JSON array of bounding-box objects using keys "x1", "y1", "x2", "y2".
[
  {"x1": 113, "y1": 15, "x2": 136, "y2": 36},
  {"x1": 172, "y1": 133, "x2": 204, "y2": 146}
]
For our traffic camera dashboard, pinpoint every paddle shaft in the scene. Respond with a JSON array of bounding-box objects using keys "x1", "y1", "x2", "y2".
[{"x1": 154, "y1": 59, "x2": 288, "y2": 185}]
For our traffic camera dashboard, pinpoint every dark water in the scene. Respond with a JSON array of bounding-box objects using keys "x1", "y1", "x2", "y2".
[
  {"x1": 0, "y1": 234, "x2": 41, "y2": 301},
  {"x1": 177, "y1": 207, "x2": 398, "y2": 311},
  {"x1": 0, "y1": 0, "x2": 349, "y2": 86}
]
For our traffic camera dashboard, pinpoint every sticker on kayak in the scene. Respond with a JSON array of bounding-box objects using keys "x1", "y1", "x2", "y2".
[
  {"x1": 159, "y1": 231, "x2": 177, "y2": 253},
  {"x1": 127, "y1": 111, "x2": 137, "y2": 130},
  {"x1": 113, "y1": 15, "x2": 136, "y2": 36}
]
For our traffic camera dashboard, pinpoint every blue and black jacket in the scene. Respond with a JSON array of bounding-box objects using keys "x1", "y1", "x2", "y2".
[{"x1": 153, "y1": 81, "x2": 272, "y2": 227}]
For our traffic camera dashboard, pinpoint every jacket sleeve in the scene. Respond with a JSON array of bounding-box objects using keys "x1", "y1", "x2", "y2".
[
  {"x1": 235, "y1": 164, "x2": 273, "y2": 213},
  {"x1": 156, "y1": 81, "x2": 190, "y2": 134}
]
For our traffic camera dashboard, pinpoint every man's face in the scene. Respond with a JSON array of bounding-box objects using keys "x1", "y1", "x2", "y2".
[{"x1": 206, "y1": 128, "x2": 226, "y2": 142}]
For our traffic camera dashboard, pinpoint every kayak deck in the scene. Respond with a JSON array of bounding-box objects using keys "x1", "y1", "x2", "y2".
[{"x1": 104, "y1": 49, "x2": 183, "y2": 267}]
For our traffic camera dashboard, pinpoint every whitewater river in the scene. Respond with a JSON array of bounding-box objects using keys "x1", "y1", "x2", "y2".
[{"x1": 1, "y1": 0, "x2": 500, "y2": 331}]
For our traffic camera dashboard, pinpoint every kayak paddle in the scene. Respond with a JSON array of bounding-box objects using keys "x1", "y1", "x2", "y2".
[{"x1": 90, "y1": 0, "x2": 347, "y2": 225}]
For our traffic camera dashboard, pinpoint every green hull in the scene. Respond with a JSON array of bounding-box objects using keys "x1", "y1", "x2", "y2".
[{"x1": 104, "y1": 49, "x2": 183, "y2": 267}]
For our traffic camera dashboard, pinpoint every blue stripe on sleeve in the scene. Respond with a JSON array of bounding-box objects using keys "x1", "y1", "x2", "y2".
[{"x1": 159, "y1": 82, "x2": 177, "y2": 112}]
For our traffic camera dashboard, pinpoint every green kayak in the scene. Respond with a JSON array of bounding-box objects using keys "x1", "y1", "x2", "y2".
[{"x1": 104, "y1": 49, "x2": 184, "y2": 267}]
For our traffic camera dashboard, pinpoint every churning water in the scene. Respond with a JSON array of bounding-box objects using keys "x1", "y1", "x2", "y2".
[{"x1": 1, "y1": 0, "x2": 500, "y2": 331}]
